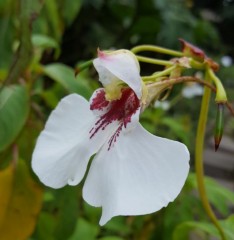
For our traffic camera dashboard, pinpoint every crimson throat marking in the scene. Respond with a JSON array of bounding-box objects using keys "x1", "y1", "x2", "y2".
[{"x1": 89, "y1": 88, "x2": 140, "y2": 150}]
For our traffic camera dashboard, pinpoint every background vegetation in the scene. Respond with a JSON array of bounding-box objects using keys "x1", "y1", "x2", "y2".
[{"x1": 0, "y1": 0, "x2": 234, "y2": 239}]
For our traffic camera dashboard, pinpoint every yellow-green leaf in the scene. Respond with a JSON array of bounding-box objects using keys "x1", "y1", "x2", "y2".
[
  {"x1": 0, "y1": 160, "x2": 43, "y2": 240},
  {"x1": 0, "y1": 163, "x2": 14, "y2": 226}
]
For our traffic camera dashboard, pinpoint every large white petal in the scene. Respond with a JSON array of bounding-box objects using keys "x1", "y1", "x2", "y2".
[
  {"x1": 83, "y1": 123, "x2": 189, "y2": 225},
  {"x1": 93, "y1": 50, "x2": 142, "y2": 98},
  {"x1": 32, "y1": 94, "x2": 117, "y2": 189}
]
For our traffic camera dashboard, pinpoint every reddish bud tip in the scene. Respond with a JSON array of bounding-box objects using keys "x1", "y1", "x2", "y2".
[
  {"x1": 179, "y1": 38, "x2": 205, "y2": 62},
  {"x1": 205, "y1": 57, "x2": 220, "y2": 72},
  {"x1": 214, "y1": 137, "x2": 222, "y2": 152},
  {"x1": 97, "y1": 48, "x2": 106, "y2": 58}
]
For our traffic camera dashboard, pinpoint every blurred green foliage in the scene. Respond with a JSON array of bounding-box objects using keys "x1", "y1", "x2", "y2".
[{"x1": 0, "y1": 0, "x2": 234, "y2": 239}]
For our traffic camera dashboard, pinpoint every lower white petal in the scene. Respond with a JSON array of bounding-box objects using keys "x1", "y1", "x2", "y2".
[
  {"x1": 32, "y1": 94, "x2": 117, "y2": 189},
  {"x1": 83, "y1": 123, "x2": 189, "y2": 225}
]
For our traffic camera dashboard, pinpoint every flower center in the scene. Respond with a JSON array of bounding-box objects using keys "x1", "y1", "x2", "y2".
[{"x1": 90, "y1": 88, "x2": 140, "y2": 150}]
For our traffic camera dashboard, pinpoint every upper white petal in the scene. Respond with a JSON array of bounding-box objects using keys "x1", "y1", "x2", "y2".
[
  {"x1": 32, "y1": 94, "x2": 117, "y2": 189},
  {"x1": 89, "y1": 88, "x2": 110, "y2": 116},
  {"x1": 93, "y1": 50, "x2": 142, "y2": 99},
  {"x1": 83, "y1": 123, "x2": 190, "y2": 225}
]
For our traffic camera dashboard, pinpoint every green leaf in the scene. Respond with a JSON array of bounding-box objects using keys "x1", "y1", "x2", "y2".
[
  {"x1": 161, "y1": 117, "x2": 189, "y2": 145},
  {"x1": 68, "y1": 218, "x2": 99, "y2": 240},
  {"x1": 0, "y1": 85, "x2": 29, "y2": 152},
  {"x1": 35, "y1": 186, "x2": 80, "y2": 240},
  {"x1": 99, "y1": 237, "x2": 124, "y2": 240},
  {"x1": 104, "y1": 217, "x2": 131, "y2": 235},
  {"x1": 173, "y1": 221, "x2": 218, "y2": 240},
  {"x1": 43, "y1": 63, "x2": 92, "y2": 99},
  {"x1": 53, "y1": 186, "x2": 80, "y2": 240},
  {"x1": 32, "y1": 34, "x2": 60, "y2": 58},
  {"x1": 44, "y1": 0, "x2": 61, "y2": 41},
  {"x1": 173, "y1": 215, "x2": 234, "y2": 240},
  {"x1": 187, "y1": 173, "x2": 234, "y2": 216},
  {"x1": 35, "y1": 212, "x2": 55, "y2": 240},
  {"x1": 221, "y1": 215, "x2": 234, "y2": 239},
  {"x1": 63, "y1": 0, "x2": 83, "y2": 26}
]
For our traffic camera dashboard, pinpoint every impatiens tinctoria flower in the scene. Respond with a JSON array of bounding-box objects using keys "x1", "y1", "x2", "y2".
[{"x1": 32, "y1": 49, "x2": 190, "y2": 225}]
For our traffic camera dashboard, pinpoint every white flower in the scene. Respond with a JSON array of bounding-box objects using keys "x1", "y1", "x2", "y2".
[
  {"x1": 32, "y1": 50, "x2": 190, "y2": 225},
  {"x1": 182, "y1": 82, "x2": 203, "y2": 99},
  {"x1": 154, "y1": 100, "x2": 170, "y2": 111},
  {"x1": 221, "y1": 56, "x2": 232, "y2": 67}
]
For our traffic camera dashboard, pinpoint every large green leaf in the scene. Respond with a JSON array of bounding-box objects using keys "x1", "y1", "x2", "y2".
[
  {"x1": 43, "y1": 63, "x2": 92, "y2": 99},
  {"x1": 187, "y1": 173, "x2": 234, "y2": 216},
  {"x1": 44, "y1": 0, "x2": 61, "y2": 41},
  {"x1": 99, "y1": 237, "x2": 124, "y2": 240},
  {"x1": 0, "y1": 85, "x2": 29, "y2": 152},
  {"x1": 173, "y1": 221, "x2": 217, "y2": 240},
  {"x1": 173, "y1": 215, "x2": 234, "y2": 240},
  {"x1": 32, "y1": 34, "x2": 60, "y2": 58},
  {"x1": 68, "y1": 218, "x2": 99, "y2": 240},
  {"x1": 63, "y1": 0, "x2": 83, "y2": 26},
  {"x1": 53, "y1": 186, "x2": 80, "y2": 240},
  {"x1": 35, "y1": 186, "x2": 80, "y2": 240}
]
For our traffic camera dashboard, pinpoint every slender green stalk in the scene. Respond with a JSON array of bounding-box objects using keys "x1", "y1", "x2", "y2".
[
  {"x1": 146, "y1": 76, "x2": 216, "y2": 92},
  {"x1": 189, "y1": 59, "x2": 206, "y2": 70},
  {"x1": 136, "y1": 55, "x2": 173, "y2": 66},
  {"x1": 142, "y1": 66, "x2": 177, "y2": 81},
  {"x1": 195, "y1": 70, "x2": 226, "y2": 240},
  {"x1": 131, "y1": 45, "x2": 183, "y2": 57},
  {"x1": 76, "y1": 60, "x2": 93, "y2": 73}
]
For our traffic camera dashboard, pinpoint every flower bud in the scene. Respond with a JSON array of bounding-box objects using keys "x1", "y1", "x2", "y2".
[
  {"x1": 214, "y1": 104, "x2": 224, "y2": 151},
  {"x1": 179, "y1": 38, "x2": 205, "y2": 62}
]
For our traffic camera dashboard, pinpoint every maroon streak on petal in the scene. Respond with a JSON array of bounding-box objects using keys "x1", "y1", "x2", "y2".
[{"x1": 89, "y1": 88, "x2": 140, "y2": 150}]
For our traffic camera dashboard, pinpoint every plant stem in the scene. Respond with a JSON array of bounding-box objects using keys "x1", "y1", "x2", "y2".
[
  {"x1": 149, "y1": 76, "x2": 234, "y2": 117},
  {"x1": 142, "y1": 66, "x2": 177, "y2": 81},
  {"x1": 1, "y1": 0, "x2": 43, "y2": 90},
  {"x1": 147, "y1": 76, "x2": 216, "y2": 91},
  {"x1": 195, "y1": 70, "x2": 226, "y2": 240},
  {"x1": 75, "y1": 59, "x2": 93, "y2": 73},
  {"x1": 131, "y1": 45, "x2": 183, "y2": 57},
  {"x1": 136, "y1": 55, "x2": 173, "y2": 66}
]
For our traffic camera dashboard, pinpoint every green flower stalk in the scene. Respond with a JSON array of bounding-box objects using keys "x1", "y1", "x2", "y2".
[
  {"x1": 75, "y1": 59, "x2": 93, "y2": 75},
  {"x1": 195, "y1": 70, "x2": 226, "y2": 240},
  {"x1": 131, "y1": 44, "x2": 183, "y2": 57}
]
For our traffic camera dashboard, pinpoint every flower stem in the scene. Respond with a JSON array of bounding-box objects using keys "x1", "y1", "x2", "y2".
[
  {"x1": 195, "y1": 70, "x2": 226, "y2": 240},
  {"x1": 189, "y1": 59, "x2": 206, "y2": 70},
  {"x1": 136, "y1": 55, "x2": 173, "y2": 66},
  {"x1": 1, "y1": 0, "x2": 43, "y2": 91},
  {"x1": 142, "y1": 66, "x2": 177, "y2": 82},
  {"x1": 75, "y1": 59, "x2": 93, "y2": 73},
  {"x1": 131, "y1": 45, "x2": 183, "y2": 57},
  {"x1": 147, "y1": 76, "x2": 216, "y2": 91}
]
